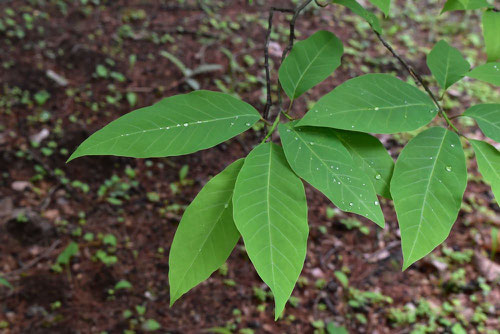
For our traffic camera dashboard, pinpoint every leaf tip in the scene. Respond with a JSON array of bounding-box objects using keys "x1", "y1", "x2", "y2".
[
  {"x1": 401, "y1": 259, "x2": 413, "y2": 271},
  {"x1": 66, "y1": 152, "x2": 79, "y2": 163}
]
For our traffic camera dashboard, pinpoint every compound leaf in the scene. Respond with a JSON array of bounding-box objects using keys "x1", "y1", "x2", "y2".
[
  {"x1": 483, "y1": 10, "x2": 500, "y2": 62},
  {"x1": 391, "y1": 127, "x2": 467, "y2": 270},
  {"x1": 331, "y1": 129, "x2": 394, "y2": 199},
  {"x1": 470, "y1": 140, "x2": 500, "y2": 204},
  {"x1": 368, "y1": 0, "x2": 391, "y2": 15},
  {"x1": 279, "y1": 123, "x2": 385, "y2": 227},
  {"x1": 331, "y1": 0, "x2": 382, "y2": 33},
  {"x1": 442, "y1": 0, "x2": 490, "y2": 13},
  {"x1": 298, "y1": 74, "x2": 438, "y2": 134},
  {"x1": 232, "y1": 143, "x2": 308, "y2": 320},
  {"x1": 463, "y1": 104, "x2": 500, "y2": 142},
  {"x1": 279, "y1": 30, "x2": 343, "y2": 99},
  {"x1": 467, "y1": 62, "x2": 500, "y2": 86},
  {"x1": 427, "y1": 40, "x2": 470, "y2": 89},
  {"x1": 68, "y1": 91, "x2": 260, "y2": 161},
  {"x1": 169, "y1": 159, "x2": 243, "y2": 305}
]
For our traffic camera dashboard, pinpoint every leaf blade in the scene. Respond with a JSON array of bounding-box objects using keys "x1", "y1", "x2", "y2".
[
  {"x1": 463, "y1": 104, "x2": 500, "y2": 142},
  {"x1": 331, "y1": 0, "x2": 382, "y2": 33},
  {"x1": 441, "y1": 0, "x2": 490, "y2": 13},
  {"x1": 483, "y1": 9, "x2": 500, "y2": 62},
  {"x1": 279, "y1": 30, "x2": 344, "y2": 99},
  {"x1": 426, "y1": 40, "x2": 470, "y2": 89},
  {"x1": 391, "y1": 127, "x2": 467, "y2": 270},
  {"x1": 470, "y1": 140, "x2": 500, "y2": 204},
  {"x1": 331, "y1": 129, "x2": 394, "y2": 199},
  {"x1": 232, "y1": 143, "x2": 308, "y2": 320},
  {"x1": 467, "y1": 62, "x2": 500, "y2": 86},
  {"x1": 368, "y1": 0, "x2": 391, "y2": 15},
  {"x1": 68, "y1": 91, "x2": 260, "y2": 161},
  {"x1": 297, "y1": 74, "x2": 438, "y2": 134},
  {"x1": 169, "y1": 159, "x2": 243, "y2": 305},
  {"x1": 279, "y1": 123, "x2": 385, "y2": 227}
]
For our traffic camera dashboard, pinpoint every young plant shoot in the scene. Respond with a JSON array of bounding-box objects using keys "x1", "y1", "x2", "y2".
[{"x1": 68, "y1": 0, "x2": 500, "y2": 319}]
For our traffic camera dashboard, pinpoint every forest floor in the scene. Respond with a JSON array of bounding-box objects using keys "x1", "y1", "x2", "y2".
[{"x1": 0, "y1": 0, "x2": 499, "y2": 333}]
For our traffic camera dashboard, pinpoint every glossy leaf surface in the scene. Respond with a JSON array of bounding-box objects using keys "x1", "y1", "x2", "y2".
[
  {"x1": 279, "y1": 123, "x2": 385, "y2": 227},
  {"x1": 442, "y1": 0, "x2": 489, "y2": 13},
  {"x1": 368, "y1": 0, "x2": 390, "y2": 15},
  {"x1": 467, "y1": 62, "x2": 500, "y2": 86},
  {"x1": 331, "y1": 0, "x2": 382, "y2": 33},
  {"x1": 391, "y1": 127, "x2": 467, "y2": 270},
  {"x1": 68, "y1": 91, "x2": 260, "y2": 161},
  {"x1": 332, "y1": 129, "x2": 394, "y2": 199},
  {"x1": 279, "y1": 30, "x2": 343, "y2": 99},
  {"x1": 169, "y1": 159, "x2": 243, "y2": 305},
  {"x1": 426, "y1": 40, "x2": 470, "y2": 89},
  {"x1": 232, "y1": 143, "x2": 308, "y2": 319},
  {"x1": 470, "y1": 140, "x2": 500, "y2": 204},
  {"x1": 298, "y1": 74, "x2": 437, "y2": 134},
  {"x1": 463, "y1": 104, "x2": 500, "y2": 142},
  {"x1": 483, "y1": 10, "x2": 500, "y2": 62}
]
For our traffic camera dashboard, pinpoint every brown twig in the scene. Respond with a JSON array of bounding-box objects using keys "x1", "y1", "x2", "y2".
[
  {"x1": 262, "y1": 0, "x2": 314, "y2": 125},
  {"x1": 2, "y1": 240, "x2": 62, "y2": 279},
  {"x1": 263, "y1": 7, "x2": 295, "y2": 120}
]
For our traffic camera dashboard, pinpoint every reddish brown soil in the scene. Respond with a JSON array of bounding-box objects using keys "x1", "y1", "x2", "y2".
[{"x1": 1, "y1": 1, "x2": 499, "y2": 334}]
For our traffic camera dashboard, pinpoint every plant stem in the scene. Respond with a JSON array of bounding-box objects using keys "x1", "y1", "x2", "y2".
[
  {"x1": 261, "y1": 114, "x2": 281, "y2": 143},
  {"x1": 263, "y1": 7, "x2": 295, "y2": 121},
  {"x1": 260, "y1": 117, "x2": 272, "y2": 126},
  {"x1": 286, "y1": 99, "x2": 295, "y2": 115},
  {"x1": 261, "y1": 0, "x2": 314, "y2": 141}
]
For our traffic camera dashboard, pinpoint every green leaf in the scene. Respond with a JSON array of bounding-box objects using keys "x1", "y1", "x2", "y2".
[
  {"x1": 391, "y1": 127, "x2": 467, "y2": 270},
  {"x1": 114, "y1": 280, "x2": 133, "y2": 290},
  {"x1": 298, "y1": 74, "x2": 437, "y2": 134},
  {"x1": 232, "y1": 143, "x2": 308, "y2": 320},
  {"x1": 331, "y1": 129, "x2": 394, "y2": 199},
  {"x1": 441, "y1": 0, "x2": 490, "y2": 13},
  {"x1": 331, "y1": 0, "x2": 382, "y2": 33},
  {"x1": 0, "y1": 277, "x2": 13, "y2": 289},
  {"x1": 169, "y1": 159, "x2": 243, "y2": 305},
  {"x1": 426, "y1": 40, "x2": 470, "y2": 89},
  {"x1": 483, "y1": 10, "x2": 500, "y2": 62},
  {"x1": 279, "y1": 123, "x2": 385, "y2": 227},
  {"x1": 463, "y1": 104, "x2": 500, "y2": 142},
  {"x1": 279, "y1": 30, "x2": 343, "y2": 99},
  {"x1": 467, "y1": 62, "x2": 500, "y2": 86},
  {"x1": 470, "y1": 140, "x2": 500, "y2": 204},
  {"x1": 368, "y1": 0, "x2": 391, "y2": 15},
  {"x1": 326, "y1": 323, "x2": 349, "y2": 334},
  {"x1": 56, "y1": 241, "x2": 79, "y2": 265},
  {"x1": 142, "y1": 319, "x2": 161, "y2": 331},
  {"x1": 68, "y1": 91, "x2": 260, "y2": 161}
]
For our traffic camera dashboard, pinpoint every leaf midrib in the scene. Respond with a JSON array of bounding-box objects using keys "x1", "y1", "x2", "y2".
[
  {"x1": 170, "y1": 194, "x2": 233, "y2": 301},
  {"x1": 77, "y1": 115, "x2": 255, "y2": 153},
  {"x1": 405, "y1": 131, "x2": 448, "y2": 262},
  {"x1": 265, "y1": 144, "x2": 277, "y2": 291},
  {"x1": 291, "y1": 127, "x2": 382, "y2": 224},
  {"x1": 291, "y1": 36, "x2": 335, "y2": 98}
]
